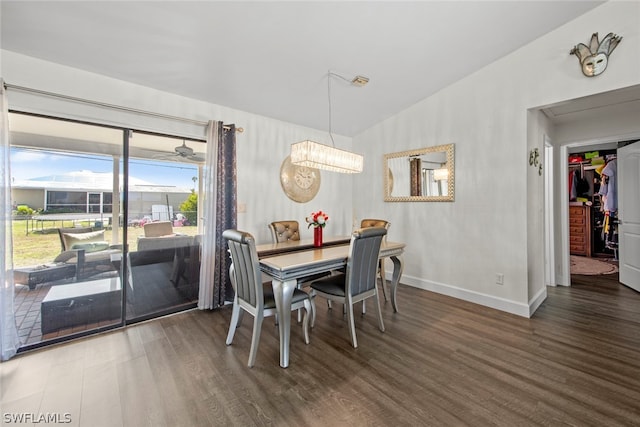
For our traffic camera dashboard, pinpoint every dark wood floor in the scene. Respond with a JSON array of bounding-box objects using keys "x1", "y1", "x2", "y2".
[{"x1": 1, "y1": 275, "x2": 639, "y2": 426}]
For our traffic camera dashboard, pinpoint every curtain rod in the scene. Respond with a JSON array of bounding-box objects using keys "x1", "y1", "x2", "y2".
[{"x1": 3, "y1": 82, "x2": 243, "y2": 133}]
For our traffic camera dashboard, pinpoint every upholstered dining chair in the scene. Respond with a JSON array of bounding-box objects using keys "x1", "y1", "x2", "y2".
[
  {"x1": 309, "y1": 227, "x2": 387, "y2": 348},
  {"x1": 268, "y1": 220, "x2": 301, "y2": 243},
  {"x1": 223, "y1": 229, "x2": 311, "y2": 368},
  {"x1": 360, "y1": 219, "x2": 391, "y2": 302},
  {"x1": 268, "y1": 220, "x2": 330, "y2": 321}
]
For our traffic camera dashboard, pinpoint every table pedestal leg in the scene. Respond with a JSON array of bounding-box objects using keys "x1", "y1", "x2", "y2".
[{"x1": 389, "y1": 255, "x2": 403, "y2": 313}]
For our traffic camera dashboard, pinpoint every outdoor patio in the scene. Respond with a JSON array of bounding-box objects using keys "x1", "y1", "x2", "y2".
[
  {"x1": 13, "y1": 279, "x2": 119, "y2": 346},
  {"x1": 13, "y1": 262, "x2": 199, "y2": 349}
]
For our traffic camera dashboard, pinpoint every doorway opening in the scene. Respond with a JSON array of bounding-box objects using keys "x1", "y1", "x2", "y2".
[
  {"x1": 559, "y1": 138, "x2": 639, "y2": 289},
  {"x1": 537, "y1": 84, "x2": 640, "y2": 293}
]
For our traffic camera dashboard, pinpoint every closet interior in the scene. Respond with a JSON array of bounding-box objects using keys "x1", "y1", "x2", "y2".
[{"x1": 568, "y1": 148, "x2": 618, "y2": 259}]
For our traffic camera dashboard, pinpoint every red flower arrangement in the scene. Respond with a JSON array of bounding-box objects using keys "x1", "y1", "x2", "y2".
[{"x1": 306, "y1": 210, "x2": 329, "y2": 228}]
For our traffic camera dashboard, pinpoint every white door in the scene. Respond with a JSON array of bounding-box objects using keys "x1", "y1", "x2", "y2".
[
  {"x1": 618, "y1": 141, "x2": 640, "y2": 292},
  {"x1": 544, "y1": 141, "x2": 555, "y2": 286}
]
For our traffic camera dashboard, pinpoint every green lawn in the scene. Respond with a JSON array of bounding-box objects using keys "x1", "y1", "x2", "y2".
[{"x1": 11, "y1": 218, "x2": 199, "y2": 268}]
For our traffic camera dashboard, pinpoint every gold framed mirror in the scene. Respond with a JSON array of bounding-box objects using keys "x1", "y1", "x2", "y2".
[{"x1": 384, "y1": 143, "x2": 454, "y2": 202}]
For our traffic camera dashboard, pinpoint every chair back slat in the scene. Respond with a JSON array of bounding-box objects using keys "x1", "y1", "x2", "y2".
[
  {"x1": 346, "y1": 227, "x2": 386, "y2": 297},
  {"x1": 223, "y1": 229, "x2": 263, "y2": 309}
]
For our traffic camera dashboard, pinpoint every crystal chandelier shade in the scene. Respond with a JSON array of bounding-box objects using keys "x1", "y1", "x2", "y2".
[{"x1": 291, "y1": 140, "x2": 363, "y2": 174}]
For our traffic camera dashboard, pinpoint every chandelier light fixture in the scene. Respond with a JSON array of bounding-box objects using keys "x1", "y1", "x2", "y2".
[
  {"x1": 433, "y1": 168, "x2": 449, "y2": 181},
  {"x1": 291, "y1": 71, "x2": 365, "y2": 174},
  {"x1": 291, "y1": 140, "x2": 363, "y2": 173}
]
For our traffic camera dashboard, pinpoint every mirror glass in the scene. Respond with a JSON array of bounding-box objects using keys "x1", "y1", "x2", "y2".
[{"x1": 384, "y1": 143, "x2": 455, "y2": 202}]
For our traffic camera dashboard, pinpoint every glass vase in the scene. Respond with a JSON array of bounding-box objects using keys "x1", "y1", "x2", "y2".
[{"x1": 313, "y1": 226, "x2": 323, "y2": 247}]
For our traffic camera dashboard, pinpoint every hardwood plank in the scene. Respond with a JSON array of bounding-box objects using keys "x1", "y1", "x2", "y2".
[
  {"x1": 116, "y1": 354, "x2": 168, "y2": 426},
  {"x1": 79, "y1": 361, "x2": 124, "y2": 427},
  {"x1": 38, "y1": 359, "x2": 84, "y2": 427}
]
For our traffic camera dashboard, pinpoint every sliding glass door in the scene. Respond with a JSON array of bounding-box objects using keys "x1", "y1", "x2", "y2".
[{"x1": 8, "y1": 112, "x2": 202, "y2": 349}]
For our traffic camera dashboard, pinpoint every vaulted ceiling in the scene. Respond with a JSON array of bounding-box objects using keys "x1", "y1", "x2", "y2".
[{"x1": 1, "y1": 1, "x2": 604, "y2": 136}]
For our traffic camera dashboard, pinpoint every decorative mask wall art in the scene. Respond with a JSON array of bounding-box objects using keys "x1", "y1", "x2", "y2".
[{"x1": 570, "y1": 32, "x2": 622, "y2": 77}]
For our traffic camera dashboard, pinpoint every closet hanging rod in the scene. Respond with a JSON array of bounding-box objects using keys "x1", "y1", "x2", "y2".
[{"x1": 3, "y1": 82, "x2": 243, "y2": 133}]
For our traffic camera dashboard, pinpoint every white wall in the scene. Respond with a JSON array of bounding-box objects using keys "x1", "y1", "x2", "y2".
[
  {"x1": 526, "y1": 109, "x2": 550, "y2": 313},
  {"x1": 352, "y1": 1, "x2": 640, "y2": 316},
  {"x1": 1, "y1": 51, "x2": 356, "y2": 244}
]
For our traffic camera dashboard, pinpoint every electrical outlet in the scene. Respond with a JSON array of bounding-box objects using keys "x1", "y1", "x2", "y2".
[
  {"x1": 496, "y1": 273, "x2": 504, "y2": 285},
  {"x1": 238, "y1": 202, "x2": 246, "y2": 213}
]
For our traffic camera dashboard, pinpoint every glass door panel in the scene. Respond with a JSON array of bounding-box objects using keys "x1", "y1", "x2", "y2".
[
  {"x1": 9, "y1": 113, "x2": 125, "y2": 347},
  {"x1": 125, "y1": 132, "x2": 202, "y2": 320}
]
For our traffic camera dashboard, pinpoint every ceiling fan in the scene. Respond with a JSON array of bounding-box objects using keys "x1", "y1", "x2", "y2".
[{"x1": 154, "y1": 140, "x2": 205, "y2": 163}]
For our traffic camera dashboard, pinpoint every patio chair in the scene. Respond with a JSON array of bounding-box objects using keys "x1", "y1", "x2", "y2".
[{"x1": 54, "y1": 227, "x2": 122, "y2": 280}]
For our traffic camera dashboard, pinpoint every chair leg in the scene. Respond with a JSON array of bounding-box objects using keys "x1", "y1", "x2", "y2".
[
  {"x1": 297, "y1": 283, "x2": 303, "y2": 323},
  {"x1": 302, "y1": 299, "x2": 311, "y2": 344},
  {"x1": 309, "y1": 292, "x2": 317, "y2": 328},
  {"x1": 248, "y1": 312, "x2": 264, "y2": 368},
  {"x1": 76, "y1": 250, "x2": 86, "y2": 281},
  {"x1": 379, "y1": 261, "x2": 388, "y2": 302},
  {"x1": 225, "y1": 301, "x2": 241, "y2": 345},
  {"x1": 374, "y1": 291, "x2": 385, "y2": 333},
  {"x1": 238, "y1": 308, "x2": 245, "y2": 327},
  {"x1": 346, "y1": 299, "x2": 358, "y2": 348}
]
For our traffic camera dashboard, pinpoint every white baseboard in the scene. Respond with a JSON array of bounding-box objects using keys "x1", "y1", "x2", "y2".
[
  {"x1": 528, "y1": 286, "x2": 547, "y2": 317},
  {"x1": 393, "y1": 273, "x2": 544, "y2": 318}
]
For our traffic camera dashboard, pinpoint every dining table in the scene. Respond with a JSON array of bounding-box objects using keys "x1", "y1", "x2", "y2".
[{"x1": 256, "y1": 237, "x2": 405, "y2": 368}]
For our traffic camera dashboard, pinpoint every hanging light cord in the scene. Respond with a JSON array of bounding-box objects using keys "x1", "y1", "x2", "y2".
[
  {"x1": 327, "y1": 71, "x2": 353, "y2": 148},
  {"x1": 328, "y1": 71, "x2": 336, "y2": 147}
]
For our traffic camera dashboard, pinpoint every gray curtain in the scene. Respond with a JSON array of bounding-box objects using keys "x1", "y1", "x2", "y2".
[{"x1": 198, "y1": 121, "x2": 237, "y2": 309}]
